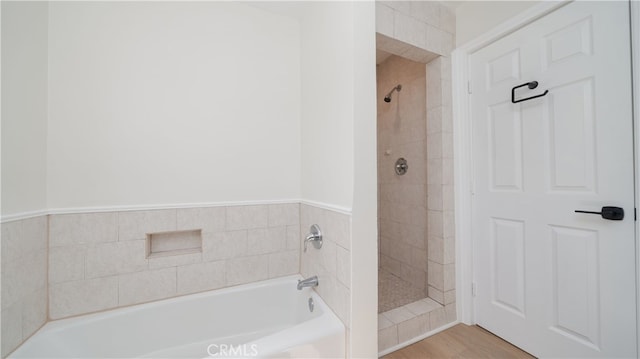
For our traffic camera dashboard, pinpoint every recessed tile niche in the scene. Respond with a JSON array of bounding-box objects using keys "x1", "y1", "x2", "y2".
[{"x1": 146, "y1": 229, "x2": 203, "y2": 258}]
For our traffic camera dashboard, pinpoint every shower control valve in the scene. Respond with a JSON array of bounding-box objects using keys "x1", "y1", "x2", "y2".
[{"x1": 304, "y1": 224, "x2": 323, "y2": 252}]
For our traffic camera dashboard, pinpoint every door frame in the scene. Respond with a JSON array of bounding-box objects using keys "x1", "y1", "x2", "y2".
[{"x1": 452, "y1": 0, "x2": 640, "y2": 349}]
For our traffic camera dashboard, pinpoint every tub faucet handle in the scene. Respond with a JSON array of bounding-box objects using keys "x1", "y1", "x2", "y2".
[{"x1": 304, "y1": 224, "x2": 323, "y2": 252}]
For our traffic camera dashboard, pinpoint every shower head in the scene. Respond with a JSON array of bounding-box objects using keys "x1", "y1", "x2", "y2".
[{"x1": 384, "y1": 84, "x2": 402, "y2": 103}]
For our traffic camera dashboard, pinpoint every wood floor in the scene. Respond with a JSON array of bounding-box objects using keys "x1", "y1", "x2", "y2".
[{"x1": 383, "y1": 324, "x2": 535, "y2": 359}]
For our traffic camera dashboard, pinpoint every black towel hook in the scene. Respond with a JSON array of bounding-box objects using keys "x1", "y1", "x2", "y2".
[{"x1": 511, "y1": 81, "x2": 549, "y2": 103}]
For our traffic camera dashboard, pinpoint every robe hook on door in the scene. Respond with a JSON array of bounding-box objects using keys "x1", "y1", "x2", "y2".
[{"x1": 511, "y1": 81, "x2": 549, "y2": 103}]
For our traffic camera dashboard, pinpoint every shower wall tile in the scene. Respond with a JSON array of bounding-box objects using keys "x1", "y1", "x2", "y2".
[
  {"x1": 398, "y1": 313, "x2": 430, "y2": 343},
  {"x1": 410, "y1": 1, "x2": 440, "y2": 28},
  {"x1": 375, "y1": 3, "x2": 394, "y2": 37},
  {"x1": 177, "y1": 206, "x2": 225, "y2": 233},
  {"x1": 428, "y1": 286, "x2": 444, "y2": 305},
  {"x1": 118, "y1": 209, "x2": 176, "y2": 241},
  {"x1": 268, "y1": 203, "x2": 299, "y2": 227},
  {"x1": 203, "y1": 230, "x2": 248, "y2": 261},
  {"x1": 376, "y1": 0, "x2": 454, "y2": 58},
  {"x1": 49, "y1": 245, "x2": 85, "y2": 283},
  {"x1": 1, "y1": 217, "x2": 48, "y2": 358},
  {"x1": 177, "y1": 260, "x2": 225, "y2": 295},
  {"x1": 50, "y1": 276, "x2": 119, "y2": 319},
  {"x1": 46, "y1": 203, "x2": 301, "y2": 320},
  {"x1": 2, "y1": 303, "x2": 22, "y2": 358},
  {"x1": 85, "y1": 239, "x2": 147, "y2": 278},
  {"x1": 247, "y1": 226, "x2": 287, "y2": 255},
  {"x1": 378, "y1": 324, "x2": 399, "y2": 352},
  {"x1": 444, "y1": 289, "x2": 456, "y2": 305},
  {"x1": 226, "y1": 255, "x2": 269, "y2": 286},
  {"x1": 226, "y1": 205, "x2": 268, "y2": 230},
  {"x1": 148, "y1": 251, "x2": 203, "y2": 270},
  {"x1": 268, "y1": 250, "x2": 299, "y2": 278},
  {"x1": 50, "y1": 212, "x2": 117, "y2": 247},
  {"x1": 118, "y1": 268, "x2": 177, "y2": 306},
  {"x1": 300, "y1": 203, "x2": 351, "y2": 328},
  {"x1": 428, "y1": 261, "x2": 444, "y2": 291},
  {"x1": 377, "y1": 1, "x2": 457, "y2": 346}
]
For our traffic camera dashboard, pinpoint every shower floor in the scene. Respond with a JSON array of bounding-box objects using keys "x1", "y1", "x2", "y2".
[{"x1": 378, "y1": 268, "x2": 427, "y2": 313}]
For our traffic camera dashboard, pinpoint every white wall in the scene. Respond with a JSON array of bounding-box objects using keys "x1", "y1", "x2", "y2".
[
  {"x1": 47, "y1": 2, "x2": 301, "y2": 210},
  {"x1": 1, "y1": 1, "x2": 49, "y2": 216},
  {"x1": 300, "y1": 2, "x2": 355, "y2": 210},
  {"x1": 456, "y1": 1, "x2": 539, "y2": 46}
]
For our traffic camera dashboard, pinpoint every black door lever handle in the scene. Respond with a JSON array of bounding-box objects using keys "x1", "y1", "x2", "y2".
[{"x1": 575, "y1": 206, "x2": 624, "y2": 220}]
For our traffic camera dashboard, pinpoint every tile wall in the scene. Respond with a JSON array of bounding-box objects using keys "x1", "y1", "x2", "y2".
[
  {"x1": 2, "y1": 202, "x2": 356, "y2": 358},
  {"x1": 299, "y1": 204, "x2": 351, "y2": 329},
  {"x1": 425, "y1": 56, "x2": 455, "y2": 306},
  {"x1": 48, "y1": 204, "x2": 301, "y2": 320},
  {"x1": 375, "y1": 0, "x2": 456, "y2": 308},
  {"x1": 375, "y1": 0, "x2": 457, "y2": 353},
  {"x1": 1, "y1": 216, "x2": 48, "y2": 358},
  {"x1": 377, "y1": 55, "x2": 428, "y2": 292}
]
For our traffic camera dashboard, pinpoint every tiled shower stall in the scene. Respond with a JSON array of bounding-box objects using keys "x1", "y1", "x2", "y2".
[{"x1": 375, "y1": 1, "x2": 456, "y2": 353}]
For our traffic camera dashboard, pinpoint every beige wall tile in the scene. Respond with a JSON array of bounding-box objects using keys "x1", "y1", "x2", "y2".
[
  {"x1": 444, "y1": 235, "x2": 455, "y2": 265},
  {"x1": 427, "y1": 186, "x2": 443, "y2": 210},
  {"x1": 50, "y1": 276, "x2": 118, "y2": 319},
  {"x1": 336, "y1": 244, "x2": 350, "y2": 287},
  {"x1": 177, "y1": 260, "x2": 225, "y2": 295},
  {"x1": 409, "y1": 1, "x2": 440, "y2": 28},
  {"x1": 118, "y1": 209, "x2": 177, "y2": 241},
  {"x1": 85, "y1": 240, "x2": 147, "y2": 278},
  {"x1": 226, "y1": 255, "x2": 269, "y2": 286},
  {"x1": 394, "y1": 11, "x2": 427, "y2": 49},
  {"x1": 444, "y1": 263, "x2": 455, "y2": 291},
  {"x1": 202, "y1": 230, "x2": 248, "y2": 261},
  {"x1": 149, "y1": 251, "x2": 202, "y2": 270},
  {"x1": 247, "y1": 226, "x2": 286, "y2": 255},
  {"x1": 383, "y1": 306, "x2": 414, "y2": 324},
  {"x1": 398, "y1": 313, "x2": 430, "y2": 343},
  {"x1": 379, "y1": 313, "x2": 394, "y2": 330},
  {"x1": 428, "y1": 210, "x2": 444, "y2": 238},
  {"x1": 22, "y1": 286, "x2": 47, "y2": 340},
  {"x1": 334, "y1": 283, "x2": 351, "y2": 328},
  {"x1": 428, "y1": 285, "x2": 444, "y2": 305},
  {"x1": 49, "y1": 245, "x2": 85, "y2": 284},
  {"x1": 428, "y1": 261, "x2": 444, "y2": 291},
  {"x1": 268, "y1": 250, "x2": 299, "y2": 278},
  {"x1": 268, "y1": 203, "x2": 299, "y2": 227},
  {"x1": 50, "y1": 212, "x2": 117, "y2": 247},
  {"x1": 286, "y1": 225, "x2": 300, "y2": 251},
  {"x1": 430, "y1": 304, "x2": 456, "y2": 329},
  {"x1": 2, "y1": 302, "x2": 22, "y2": 358},
  {"x1": 378, "y1": 325, "x2": 399, "y2": 352},
  {"x1": 428, "y1": 236, "x2": 444, "y2": 264},
  {"x1": 323, "y1": 210, "x2": 351, "y2": 251},
  {"x1": 426, "y1": 134, "x2": 442, "y2": 160},
  {"x1": 375, "y1": 3, "x2": 394, "y2": 37},
  {"x1": 19, "y1": 216, "x2": 48, "y2": 254},
  {"x1": 1, "y1": 220, "x2": 23, "y2": 264},
  {"x1": 118, "y1": 268, "x2": 176, "y2": 306},
  {"x1": 177, "y1": 206, "x2": 225, "y2": 233},
  {"x1": 427, "y1": 159, "x2": 443, "y2": 185},
  {"x1": 444, "y1": 289, "x2": 456, "y2": 305},
  {"x1": 440, "y1": 6, "x2": 456, "y2": 34},
  {"x1": 426, "y1": 106, "x2": 443, "y2": 135},
  {"x1": 380, "y1": 0, "x2": 410, "y2": 14},
  {"x1": 226, "y1": 205, "x2": 268, "y2": 230}
]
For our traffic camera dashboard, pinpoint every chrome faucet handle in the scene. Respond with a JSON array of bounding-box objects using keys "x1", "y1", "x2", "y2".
[{"x1": 303, "y1": 224, "x2": 323, "y2": 252}]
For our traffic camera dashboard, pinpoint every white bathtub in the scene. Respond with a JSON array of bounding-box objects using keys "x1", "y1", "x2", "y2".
[{"x1": 11, "y1": 275, "x2": 345, "y2": 358}]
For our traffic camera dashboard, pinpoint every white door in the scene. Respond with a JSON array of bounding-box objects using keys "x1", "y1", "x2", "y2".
[{"x1": 470, "y1": 1, "x2": 636, "y2": 357}]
